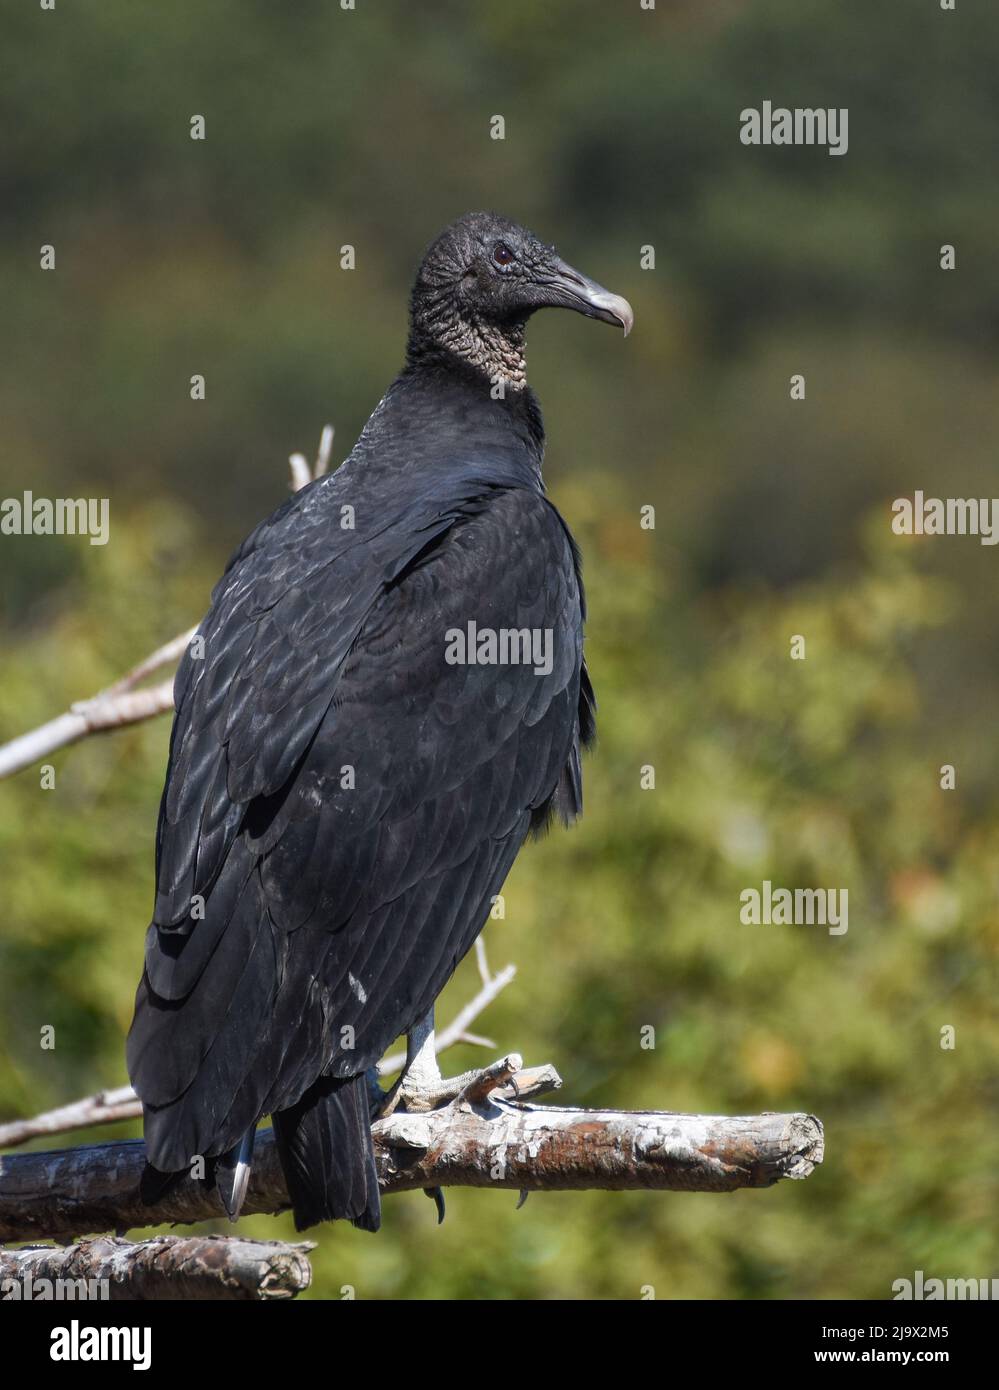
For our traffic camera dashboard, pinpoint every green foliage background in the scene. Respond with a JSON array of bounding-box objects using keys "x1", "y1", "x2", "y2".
[{"x1": 1, "y1": 0, "x2": 997, "y2": 1299}]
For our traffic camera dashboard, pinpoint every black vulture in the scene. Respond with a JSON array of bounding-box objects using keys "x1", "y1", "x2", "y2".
[{"x1": 127, "y1": 212, "x2": 633, "y2": 1231}]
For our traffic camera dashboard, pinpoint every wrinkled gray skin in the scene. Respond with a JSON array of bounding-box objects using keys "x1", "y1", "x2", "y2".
[{"x1": 408, "y1": 211, "x2": 633, "y2": 388}]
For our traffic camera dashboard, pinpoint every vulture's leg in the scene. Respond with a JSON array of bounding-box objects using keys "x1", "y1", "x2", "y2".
[
  {"x1": 379, "y1": 1006, "x2": 527, "y2": 1117},
  {"x1": 403, "y1": 1006, "x2": 442, "y2": 1100},
  {"x1": 377, "y1": 1006, "x2": 441, "y2": 1117},
  {"x1": 378, "y1": 1006, "x2": 447, "y2": 1220}
]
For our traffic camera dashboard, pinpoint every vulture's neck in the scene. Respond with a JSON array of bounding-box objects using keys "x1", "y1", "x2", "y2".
[{"x1": 407, "y1": 296, "x2": 529, "y2": 391}]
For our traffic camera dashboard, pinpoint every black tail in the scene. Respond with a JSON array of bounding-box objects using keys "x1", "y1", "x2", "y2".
[{"x1": 272, "y1": 1073, "x2": 380, "y2": 1233}]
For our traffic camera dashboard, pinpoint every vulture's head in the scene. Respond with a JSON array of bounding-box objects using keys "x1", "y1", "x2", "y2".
[{"x1": 407, "y1": 211, "x2": 633, "y2": 384}]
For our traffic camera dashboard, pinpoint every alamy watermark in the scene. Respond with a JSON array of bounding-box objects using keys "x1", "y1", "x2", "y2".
[
  {"x1": 49, "y1": 1319, "x2": 151, "y2": 1370},
  {"x1": 893, "y1": 1270, "x2": 998, "y2": 1300},
  {"x1": 0, "y1": 491, "x2": 110, "y2": 545},
  {"x1": 444, "y1": 621, "x2": 553, "y2": 677},
  {"x1": 740, "y1": 881, "x2": 848, "y2": 936},
  {"x1": 2, "y1": 1274, "x2": 110, "y2": 1300},
  {"x1": 740, "y1": 101, "x2": 848, "y2": 156},
  {"x1": 891, "y1": 492, "x2": 999, "y2": 545}
]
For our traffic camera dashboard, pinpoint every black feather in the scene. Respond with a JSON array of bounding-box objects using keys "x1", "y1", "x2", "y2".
[{"x1": 272, "y1": 1075, "x2": 380, "y2": 1232}]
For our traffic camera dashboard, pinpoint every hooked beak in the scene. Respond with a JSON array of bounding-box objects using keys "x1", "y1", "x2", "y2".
[{"x1": 539, "y1": 258, "x2": 634, "y2": 337}]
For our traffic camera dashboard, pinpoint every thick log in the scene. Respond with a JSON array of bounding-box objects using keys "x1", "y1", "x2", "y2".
[
  {"x1": 0, "y1": 1234, "x2": 312, "y2": 1301},
  {"x1": 0, "y1": 1100, "x2": 823, "y2": 1243}
]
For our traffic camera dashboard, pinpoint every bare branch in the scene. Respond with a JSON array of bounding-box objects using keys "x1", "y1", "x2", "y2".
[
  {"x1": 0, "y1": 427, "x2": 335, "y2": 783},
  {"x1": 0, "y1": 1087, "x2": 139, "y2": 1150},
  {"x1": 493, "y1": 1063, "x2": 562, "y2": 1102},
  {"x1": 287, "y1": 452, "x2": 312, "y2": 492},
  {"x1": 474, "y1": 935, "x2": 493, "y2": 987},
  {"x1": 0, "y1": 1093, "x2": 824, "y2": 1243},
  {"x1": 0, "y1": 626, "x2": 196, "y2": 781},
  {"x1": 98, "y1": 628, "x2": 198, "y2": 698},
  {"x1": 0, "y1": 1235, "x2": 313, "y2": 1301},
  {"x1": 0, "y1": 966, "x2": 517, "y2": 1148},
  {"x1": 289, "y1": 423, "x2": 334, "y2": 490},
  {"x1": 456, "y1": 1053, "x2": 523, "y2": 1106},
  {"x1": 0, "y1": 680, "x2": 178, "y2": 780},
  {"x1": 315, "y1": 423, "x2": 334, "y2": 477}
]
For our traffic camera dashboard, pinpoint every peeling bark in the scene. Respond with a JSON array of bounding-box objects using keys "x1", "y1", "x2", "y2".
[
  {"x1": 0, "y1": 1100, "x2": 823, "y2": 1243},
  {"x1": 0, "y1": 1235, "x2": 312, "y2": 1301}
]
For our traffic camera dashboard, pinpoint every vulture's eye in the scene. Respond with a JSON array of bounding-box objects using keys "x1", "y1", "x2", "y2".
[{"x1": 492, "y1": 242, "x2": 515, "y2": 266}]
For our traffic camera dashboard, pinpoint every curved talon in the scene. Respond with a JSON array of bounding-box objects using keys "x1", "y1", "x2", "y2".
[{"x1": 424, "y1": 1186, "x2": 446, "y2": 1224}]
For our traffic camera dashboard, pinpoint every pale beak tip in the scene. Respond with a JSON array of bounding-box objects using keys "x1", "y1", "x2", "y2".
[
  {"x1": 609, "y1": 294, "x2": 634, "y2": 338},
  {"x1": 593, "y1": 291, "x2": 634, "y2": 338}
]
